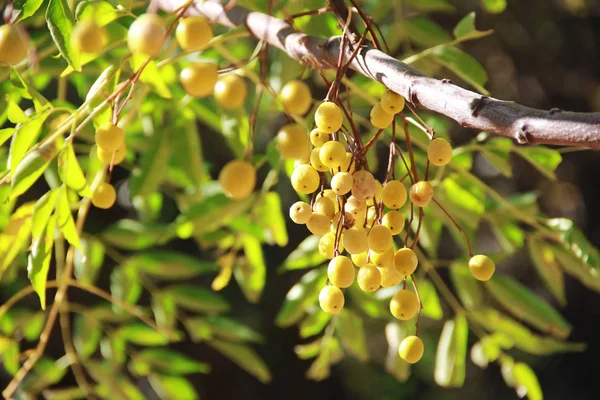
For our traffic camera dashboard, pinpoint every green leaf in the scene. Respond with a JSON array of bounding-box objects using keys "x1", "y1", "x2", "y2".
[
  {"x1": 2, "y1": 339, "x2": 20, "y2": 375},
  {"x1": 299, "y1": 308, "x2": 331, "y2": 338},
  {"x1": 194, "y1": 315, "x2": 263, "y2": 343},
  {"x1": 56, "y1": 187, "x2": 82, "y2": 250},
  {"x1": 0, "y1": 202, "x2": 35, "y2": 273},
  {"x1": 87, "y1": 361, "x2": 145, "y2": 400},
  {"x1": 131, "y1": 349, "x2": 211, "y2": 376},
  {"x1": 130, "y1": 55, "x2": 172, "y2": 98},
  {"x1": 11, "y1": 146, "x2": 57, "y2": 199},
  {"x1": 60, "y1": 144, "x2": 91, "y2": 196},
  {"x1": 336, "y1": 309, "x2": 368, "y2": 362},
  {"x1": 449, "y1": 262, "x2": 483, "y2": 310},
  {"x1": 27, "y1": 214, "x2": 56, "y2": 309},
  {"x1": 7, "y1": 101, "x2": 28, "y2": 124},
  {"x1": 37, "y1": 386, "x2": 86, "y2": 400},
  {"x1": 152, "y1": 293, "x2": 176, "y2": 331},
  {"x1": 31, "y1": 188, "x2": 59, "y2": 240},
  {"x1": 434, "y1": 314, "x2": 468, "y2": 387},
  {"x1": 256, "y1": 192, "x2": 288, "y2": 247},
  {"x1": 514, "y1": 146, "x2": 562, "y2": 180},
  {"x1": 482, "y1": 138, "x2": 512, "y2": 177},
  {"x1": 453, "y1": 12, "x2": 494, "y2": 40},
  {"x1": 148, "y1": 375, "x2": 198, "y2": 400},
  {"x1": 512, "y1": 363, "x2": 543, "y2": 400},
  {"x1": 169, "y1": 109, "x2": 204, "y2": 189},
  {"x1": 432, "y1": 46, "x2": 489, "y2": 94},
  {"x1": 10, "y1": 69, "x2": 51, "y2": 112},
  {"x1": 385, "y1": 322, "x2": 411, "y2": 382},
  {"x1": 419, "y1": 279, "x2": 443, "y2": 320},
  {"x1": 14, "y1": 0, "x2": 45, "y2": 22},
  {"x1": 485, "y1": 274, "x2": 570, "y2": 339},
  {"x1": 163, "y1": 284, "x2": 230, "y2": 313},
  {"x1": 110, "y1": 267, "x2": 142, "y2": 308},
  {"x1": 528, "y1": 237, "x2": 566, "y2": 305},
  {"x1": 236, "y1": 234, "x2": 266, "y2": 303},
  {"x1": 129, "y1": 118, "x2": 170, "y2": 198},
  {"x1": 127, "y1": 250, "x2": 218, "y2": 280},
  {"x1": 275, "y1": 267, "x2": 327, "y2": 327},
  {"x1": 279, "y1": 235, "x2": 326, "y2": 271},
  {"x1": 405, "y1": 0, "x2": 454, "y2": 12},
  {"x1": 74, "y1": 238, "x2": 104, "y2": 285},
  {"x1": 75, "y1": 0, "x2": 118, "y2": 26},
  {"x1": 305, "y1": 336, "x2": 344, "y2": 381},
  {"x1": 489, "y1": 221, "x2": 525, "y2": 254},
  {"x1": 481, "y1": 0, "x2": 507, "y2": 14},
  {"x1": 8, "y1": 112, "x2": 50, "y2": 175},
  {"x1": 0, "y1": 128, "x2": 15, "y2": 147},
  {"x1": 208, "y1": 339, "x2": 271, "y2": 383},
  {"x1": 101, "y1": 219, "x2": 173, "y2": 250},
  {"x1": 405, "y1": 17, "x2": 452, "y2": 47},
  {"x1": 46, "y1": 0, "x2": 81, "y2": 70},
  {"x1": 22, "y1": 357, "x2": 68, "y2": 393},
  {"x1": 116, "y1": 324, "x2": 171, "y2": 346},
  {"x1": 73, "y1": 314, "x2": 101, "y2": 360}
]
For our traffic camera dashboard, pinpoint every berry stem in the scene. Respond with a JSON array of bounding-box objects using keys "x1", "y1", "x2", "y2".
[
  {"x1": 401, "y1": 116, "x2": 419, "y2": 182},
  {"x1": 432, "y1": 197, "x2": 473, "y2": 257},
  {"x1": 410, "y1": 274, "x2": 424, "y2": 336}
]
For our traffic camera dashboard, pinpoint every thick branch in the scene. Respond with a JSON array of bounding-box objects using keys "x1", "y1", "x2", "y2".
[{"x1": 159, "y1": 0, "x2": 600, "y2": 148}]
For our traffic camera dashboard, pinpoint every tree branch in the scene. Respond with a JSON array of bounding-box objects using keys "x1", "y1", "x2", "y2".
[{"x1": 158, "y1": 0, "x2": 600, "y2": 149}]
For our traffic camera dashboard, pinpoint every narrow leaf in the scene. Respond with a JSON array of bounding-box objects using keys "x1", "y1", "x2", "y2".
[
  {"x1": 56, "y1": 188, "x2": 82, "y2": 250},
  {"x1": 256, "y1": 192, "x2": 288, "y2": 247},
  {"x1": 163, "y1": 284, "x2": 230, "y2": 313},
  {"x1": 236, "y1": 234, "x2": 266, "y2": 303},
  {"x1": 528, "y1": 237, "x2": 566, "y2": 305},
  {"x1": 208, "y1": 339, "x2": 271, "y2": 383},
  {"x1": 434, "y1": 314, "x2": 468, "y2": 387},
  {"x1": 432, "y1": 46, "x2": 489, "y2": 94},
  {"x1": 27, "y1": 214, "x2": 56, "y2": 309},
  {"x1": 515, "y1": 146, "x2": 562, "y2": 180},
  {"x1": 275, "y1": 267, "x2": 327, "y2": 327},
  {"x1": 279, "y1": 235, "x2": 326, "y2": 271},
  {"x1": 336, "y1": 309, "x2": 369, "y2": 362},
  {"x1": 46, "y1": 0, "x2": 81, "y2": 70}
]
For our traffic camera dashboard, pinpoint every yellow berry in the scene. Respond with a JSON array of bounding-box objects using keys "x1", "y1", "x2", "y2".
[
  {"x1": 351, "y1": 252, "x2": 369, "y2": 267},
  {"x1": 427, "y1": 138, "x2": 453, "y2": 166},
  {"x1": 381, "y1": 90, "x2": 405, "y2": 114},
  {"x1": 310, "y1": 148, "x2": 329, "y2": 172},
  {"x1": 180, "y1": 62, "x2": 218, "y2": 98},
  {"x1": 277, "y1": 123, "x2": 310, "y2": 160},
  {"x1": 370, "y1": 102, "x2": 394, "y2": 129},
  {"x1": 92, "y1": 182, "x2": 116, "y2": 209},
  {"x1": 319, "y1": 141, "x2": 346, "y2": 169},
  {"x1": 468, "y1": 254, "x2": 496, "y2": 281},
  {"x1": 97, "y1": 145, "x2": 126, "y2": 165},
  {"x1": 71, "y1": 21, "x2": 107, "y2": 55},
  {"x1": 327, "y1": 256, "x2": 355, "y2": 288},
  {"x1": 382, "y1": 211, "x2": 404, "y2": 235},
  {"x1": 382, "y1": 180, "x2": 407, "y2": 209},
  {"x1": 176, "y1": 16, "x2": 213, "y2": 52},
  {"x1": 314, "y1": 196, "x2": 336, "y2": 219},
  {"x1": 291, "y1": 164, "x2": 320, "y2": 194},
  {"x1": 379, "y1": 266, "x2": 404, "y2": 287},
  {"x1": 318, "y1": 190, "x2": 340, "y2": 213},
  {"x1": 214, "y1": 74, "x2": 248, "y2": 109},
  {"x1": 344, "y1": 196, "x2": 366, "y2": 217},
  {"x1": 289, "y1": 201, "x2": 312, "y2": 224},
  {"x1": 0, "y1": 25, "x2": 28, "y2": 65},
  {"x1": 409, "y1": 181, "x2": 434, "y2": 207},
  {"x1": 366, "y1": 180, "x2": 383, "y2": 206},
  {"x1": 394, "y1": 248, "x2": 418, "y2": 276},
  {"x1": 339, "y1": 152, "x2": 355, "y2": 174},
  {"x1": 368, "y1": 225, "x2": 393, "y2": 254},
  {"x1": 330, "y1": 211, "x2": 355, "y2": 233},
  {"x1": 357, "y1": 264, "x2": 381, "y2": 292},
  {"x1": 279, "y1": 80, "x2": 312, "y2": 116},
  {"x1": 95, "y1": 123, "x2": 125, "y2": 152},
  {"x1": 331, "y1": 172, "x2": 353, "y2": 195},
  {"x1": 306, "y1": 213, "x2": 331, "y2": 236},
  {"x1": 219, "y1": 160, "x2": 256, "y2": 200},
  {"x1": 127, "y1": 14, "x2": 165, "y2": 57},
  {"x1": 319, "y1": 232, "x2": 344, "y2": 259},
  {"x1": 366, "y1": 207, "x2": 377, "y2": 226},
  {"x1": 352, "y1": 170, "x2": 377, "y2": 202},
  {"x1": 342, "y1": 227, "x2": 368, "y2": 255},
  {"x1": 371, "y1": 247, "x2": 394, "y2": 269},
  {"x1": 315, "y1": 102, "x2": 343, "y2": 134},
  {"x1": 319, "y1": 285, "x2": 344, "y2": 314},
  {"x1": 310, "y1": 128, "x2": 329, "y2": 147},
  {"x1": 390, "y1": 290, "x2": 419, "y2": 320},
  {"x1": 399, "y1": 336, "x2": 424, "y2": 364}
]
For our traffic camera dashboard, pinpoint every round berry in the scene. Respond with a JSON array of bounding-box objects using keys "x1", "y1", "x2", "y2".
[
  {"x1": 382, "y1": 211, "x2": 404, "y2": 235},
  {"x1": 214, "y1": 74, "x2": 248, "y2": 109},
  {"x1": 315, "y1": 102, "x2": 343, "y2": 134},
  {"x1": 319, "y1": 141, "x2": 346, "y2": 169},
  {"x1": 394, "y1": 248, "x2": 418, "y2": 276},
  {"x1": 351, "y1": 252, "x2": 369, "y2": 267},
  {"x1": 289, "y1": 201, "x2": 312, "y2": 224},
  {"x1": 277, "y1": 123, "x2": 310, "y2": 160},
  {"x1": 92, "y1": 182, "x2": 116, "y2": 209},
  {"x1": 357, "y1": 264, "x2": 381, "y2": 292},
  {"x1": 319, "y1": 285, "x2": 344, "y2": 314},
  {"x1": 344, "y1": 196, "x2": 366, "y2": 217},
  {"x1": 319, "y1": 232, "x2": 343, "y2": 259},
  {"x1": 468, "y1": 254, "x2": 495, "y2": 281},
  {"x1": 95, "y1": 123, "x2": 125, "y2": 152},
  {"x1": 310, "y1": 128, "x2": 329, "y2": 147},
  {"x1": 330, "y1": 211, "x2": 355, "y2": 233},
  {"x1": 71, "y1": 21, "x2": 107, "y2": 55},
  {"x1": 366, "y1": 206, "x2": 377, "y2": 226},
  {"x1": 381, "y1": 90, "x2": 405, "y2": 114},
  {"x1": 352, "y1": 170, "x2": 377, "y2": 202},
  {"x1": 306, "y1": 213, "x2": 331, "y2": 236},
  {"x1": 279, "y1": 80, "x2": 312, "y2": 116},
  {"x1": 370, "y1": 102, "x2": 394, "y2": 129},
  {"x1": 342, "y1": 227, "x2": 368, "y2": 255},
  {"x1": 366, "y1": 180, "x2": 383, "y2": 206},
  {"x1": 314, "y1": 196, "x2": 336, "y2": 219},
  {"x1": 399, "y1": 336, "x2": 424, "y2": 364},
  {"x1": 331, "y1": 171, "x2": 353, "y2": 195},
  {"x1": 97, "y1": 145, "x2": 126, "y2": 165},
  {"x1": 308, "y1": 148, "x2": 327, "y2": 172},
  {"x1": 409, "y1": 181, "x2": 434, "y2": 207},
  {"x1": 127, "y1": 14, "x2": 166, "y2": 57},
  {"x1": 180, "y1": 62, "x2": 218, "y2": 98},
  {"x1": 368, "y1": 225, "x2": 393, "y2": 254},
  {"x1": 390, "y1": 289, "x2": 418, "y2": 320},
  {"x1": 382, "y1": 180, "x2": 407, "y2": 209},
  {"x1": 291, "y1": 164, "x2": 320, "y2": 194},
  {"x1": 219, "y1": 160, "x2": 256, "y2": 200},
  {"x1": 379, "y1": 266, "x2": 404, "y2": 288},
  {"x1": 318, "y1": 190, "x2": 340, "y2": 213},
  {"x1": 327, "y1": 256, "x2": 355, "y2": 288},
  {"x1": 176, "y1": 16, "x2": 213, "y2": 52},
  {"x1": 427, "y1": 138, "x2": 453, "y2": 166},
  {"x1": 339, "y1": 152, "x2": 356, "y2": 174},
  {"x1": 0, "y1": 25, "x2": 28, "y2": 66},
  {"x1": 371, "y1": 247, "x2": 394, "y2": 269}
]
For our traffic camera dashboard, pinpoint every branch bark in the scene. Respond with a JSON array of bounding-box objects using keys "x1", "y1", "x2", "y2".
[{"x1": 158, "y1": 0, "x2": 600, "y2": 149}]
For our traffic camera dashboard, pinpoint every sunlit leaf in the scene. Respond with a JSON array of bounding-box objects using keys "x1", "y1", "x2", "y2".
[
  {"x1": 75, "y1": 0, "x2": 118, "y2": 26},
  {"x1": 46, "y1": 0, "x2": 81, "y2": 70},
  {"x1": 405, "y1": 17, "x2": 452, "y2": 47},
  {"x1": 8, "y1": 112, "x2": 50, "y2": 175},
  {"x1": 31, "y1": 188, "x2": 59, "y2": 240},
  {"x1": 148, "y1": 374, "x2": 198, "y2": 400},
  {"x1": 208, "y1": 339, "x2": 271, "y2": 383},
  {"x1": 101, "y1": 219, "x2": 174, "y2": 250},
  {"x1": 299, "y1": 308, "x2": 331, "y2": 338},
  {"x1": 56, "y1": 187, "x2": 82, "y2": 250},
  {"x1": 432, "y1": 46, "x2": 489, "y2": 94},
  {"x1": 59, "y1": 144, "x2": 91, "y2": 196},
  {"x1": 276, "y1": 267, "x2": 327, "y2": 327},
  {"x1": 385, "y1": 322, "x2": 411, "y2": 382},
  {"x1": 116, "y1": 324, "x2": 171, "y2": 346},
  {"x1": 126, "y1": 250, "x2": 219, "y2": 280},
  {"x1": 256, "y1": 192, "x2": 288, "y2": 247},
  {"x1": 0, "y1": 202, "x2": 35, "y2": 273},
  {"x1": 74, "y1": 314, "x2": 101, "y2": 360},
  {"x1": 130, "y1": 55, "x2": 172, "y2": 98},
  {"x1": 453, "y1": 12, "x2": 494, "y2": 40},
  {"x1": 512, "y1": 362, "x2": 543, "y2": 400},
  {"x1": 110, "y1": 266, "x2": 142, "y2": 309},
  {"x1": 14, "y1": 0, "x2": 45, "y2": 22},
  {"x1": 515, "y1": 146, "x2": 562, "y2": 180},
  {"x1": 130, "y1": 348, "x2": 211, "y2": 376},
  {"x1": 481, "y1": 0, "x2": 507, "y2": 14},
  {"x1": 449, "y1": 262, "x2": 484, "y2": 310},
  {"x1": 163, "y1": 284, "x2": 231, "y2": 313},
  {"x1": 434, "y1": 314, "x2": 468, "y2": 387},
  {"x1": 420, "y1": 279, "x2": 444, "y2": 320},
  {"x1": 528, "y1": 237, "x2": 566, "y2": 305},
  {"x1": 279, "y1": 235, "x2": 326, "y2": 271},
  {"x1": 74, "y1": 238, "x2": 104, "y2": 285},
  {"x1": 27, "y1": 214, "x2": 56, "y2": 309},
  {"x1": 336, "y1": 309, "x2": 368, "y2": 362},
  {"x1": 236, "y1": 234, "x2": 267, "y2": 303}
]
